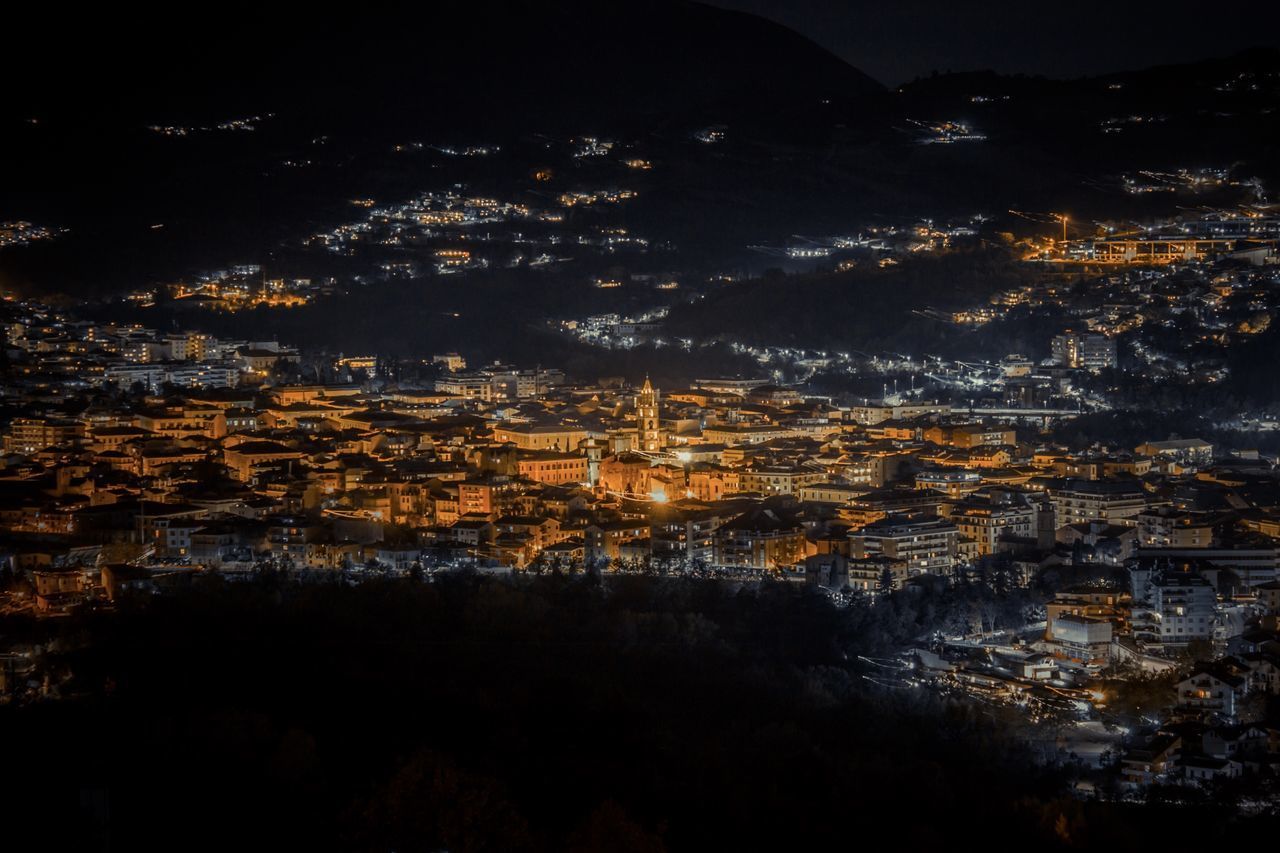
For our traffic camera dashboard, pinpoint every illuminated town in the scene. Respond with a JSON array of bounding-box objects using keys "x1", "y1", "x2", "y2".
[{"x1": 4, "y1": 2, "x2": 1280, "y2": 848}]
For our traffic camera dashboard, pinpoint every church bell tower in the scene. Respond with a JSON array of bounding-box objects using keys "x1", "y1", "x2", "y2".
[{"x1": 637, "y1": 377, "x2": 662, "y2": 452}]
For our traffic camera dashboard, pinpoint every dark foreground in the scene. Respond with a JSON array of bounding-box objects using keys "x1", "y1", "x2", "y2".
[{"x1": 2, "y1": 573, "x2": 1274, "y2": 850}]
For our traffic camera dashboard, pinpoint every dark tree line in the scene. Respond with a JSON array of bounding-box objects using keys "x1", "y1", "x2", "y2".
[{"x1": 4, "y1": 572, "x2": 1279, "y2": 850}]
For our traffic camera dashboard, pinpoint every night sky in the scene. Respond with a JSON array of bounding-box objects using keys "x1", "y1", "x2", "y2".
[{"x1": 708, "y1": 0, "x2": 1280, "y2": 85}]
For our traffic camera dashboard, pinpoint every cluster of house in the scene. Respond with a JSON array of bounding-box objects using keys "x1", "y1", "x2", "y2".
[
  {"x1": 3, "y1": 306, "x2": 301, "y2": 394},
  {"x1": 0, "y1": 368, "x2": 1274, "y2": 598},
  {"x1": 1099, "y1": 610, "x2": 1280, "y2": 786},
  {"x1": 1087, "y1": 571, "x2": 1280, "y2": 787},
  {"x1": 1119, "y1": 655, "x2": 1280, "y2": 786},
  {"x1": 897, "y1": 568, "x2": 1280, "y2": 788},
  {"x1": 2, "y1": 295, "x2": 1279, "y2": 610}
]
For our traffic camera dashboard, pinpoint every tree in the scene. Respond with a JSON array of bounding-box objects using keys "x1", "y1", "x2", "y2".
[
  {"x1": 566, "y1": 801, "x2": 665, "y2": 853},
  {"x1": 877, "y1": 567, "x2": 894, "y2": 593},
  {"x1": 1182, "y1": 638, "x2": 1214, "y2": 663}
]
